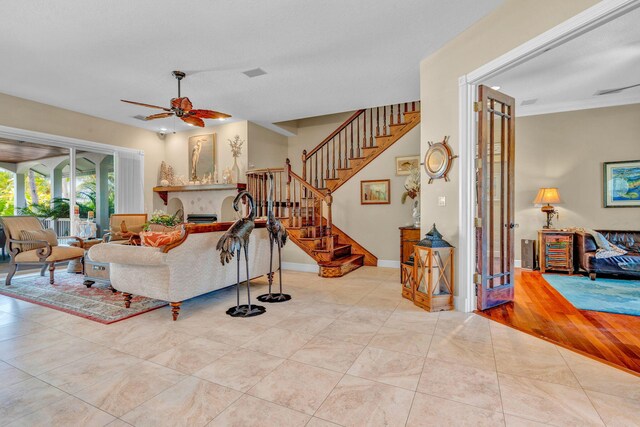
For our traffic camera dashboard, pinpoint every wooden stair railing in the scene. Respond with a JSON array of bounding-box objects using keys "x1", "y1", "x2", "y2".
[
  {"x1": 301, "y1": 101, "x2": 420, "y2": 192},
  {"x1": 247, "y1": 160, "x2": 377, "y2": 277}
]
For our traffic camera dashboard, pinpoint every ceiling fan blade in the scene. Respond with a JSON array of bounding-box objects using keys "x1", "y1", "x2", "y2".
[
  {"x1": 121, "y1": 99, "x2": 171, "y2": 111},
  {"x1": 145, "y1": 112, "x2": 174, "y2": 121},
  {"x1": 596, "y1": 82, "x2": 640, "y2": 96},
  {"x1": 190, "y1": 109, "x2": 232, "y2": 120},
  {"x1": 171, "y1": 97, "x2": 193, "y2": 111},
  {"x1": 181, "y1": 115, "x2": 205, "y2": 127}
]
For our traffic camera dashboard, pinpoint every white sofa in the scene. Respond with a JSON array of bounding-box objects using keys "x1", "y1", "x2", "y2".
[{"x1": 88, "y1": 222, "x2": 271, "y2": 320}]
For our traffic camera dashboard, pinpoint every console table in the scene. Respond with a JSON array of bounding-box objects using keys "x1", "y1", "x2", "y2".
[{"x1": 538, "y1": 230, "x2": 574, "y2": 274}]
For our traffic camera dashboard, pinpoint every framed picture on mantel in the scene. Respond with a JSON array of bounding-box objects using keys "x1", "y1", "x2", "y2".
[
  {"x1": 603, "y1": 160, "x2": 640, "y2": 207},
  {"x1": 188, "y1": 134, "x2": 216, "y2": 182},
  {"x1": 361, "y1": 179, "x2": 391, "y2": 205}
]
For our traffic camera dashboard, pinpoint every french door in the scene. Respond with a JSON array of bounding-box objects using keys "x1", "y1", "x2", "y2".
[{"x1": 476, "y1": 85, "x2": 516, "y2": 310}]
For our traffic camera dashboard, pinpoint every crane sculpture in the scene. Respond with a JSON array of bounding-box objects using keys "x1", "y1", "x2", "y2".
[
  {"x1": 258, "y1": 172, "x2": 291, "y2": 303},
  {"x1": 216, "y1": 190, "x2": 266, "y2": 317}
]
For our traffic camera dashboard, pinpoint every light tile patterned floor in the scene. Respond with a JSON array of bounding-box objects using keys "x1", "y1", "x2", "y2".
[{"x1": 0, "y1": 267, "x2": 639, "y2": 426}]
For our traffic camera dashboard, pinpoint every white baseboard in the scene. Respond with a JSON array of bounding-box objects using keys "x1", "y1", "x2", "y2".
[
  {"x1": 377, "y1": 260, "x2": 400, "y2": 269},
  {"x1": 281, "y1": 262, "x2": 319, "y2": 274},
  {"x1": 514, "y1": 259, "x2": 521, "y2": 268}
]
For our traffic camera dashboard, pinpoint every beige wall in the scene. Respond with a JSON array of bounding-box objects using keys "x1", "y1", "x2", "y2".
[
  {"x1": 515, "y1": 104, "x2": 640, "y2": 259},
  {"x1": 247, "y1": 122, "x2": 289, "y2": 170},
  {"x1": 419, "y1": 0, "x2": 599, "y2": 297},
  {"x1": 164, "y1": 121, "x2": 249, "y2": 184},
  {"x1": 281, "y1": 111, "x2": 420, "y2": 265},
  {"x1": 0, "y1": 92, "x2": 164, "y2": 213}
]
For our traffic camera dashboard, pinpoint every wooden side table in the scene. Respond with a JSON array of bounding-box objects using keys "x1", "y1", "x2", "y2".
[
  {"x1": 399, "y1": 226, "x2": 420, "y2": 282},
  {"x1": 538, "y1": 230, "x2": 574, "y2": 274}
]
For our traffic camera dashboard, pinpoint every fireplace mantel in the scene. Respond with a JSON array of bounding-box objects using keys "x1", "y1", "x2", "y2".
[{"x1": 153, "y1": 183, "x2": 246, "y2": 205}]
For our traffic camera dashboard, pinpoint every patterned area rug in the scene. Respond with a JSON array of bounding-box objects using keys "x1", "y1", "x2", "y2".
[
  {"x1": 0, "y1": 272, "x2": 167, "y2": 324},
  {"x1": 543, "y1": 274, "x2": 640, "y2": 316}
]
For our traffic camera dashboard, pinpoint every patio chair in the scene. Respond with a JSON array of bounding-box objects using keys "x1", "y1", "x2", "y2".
[
  {"x1": 0, "y1": 216, "x2": 85, "y2": 286},
  {"x1": 103, "y1": 213, "x2": 148, "y2": 243}
]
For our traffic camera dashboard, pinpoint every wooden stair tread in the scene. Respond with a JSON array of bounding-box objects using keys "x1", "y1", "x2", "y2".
[
  {"x1": 336, "y1": 167, "x2": 351, "y2": 171},
  {"x1": 318, "y1": 254, "x2": 364, "y2": 267},
  {"x1": 349, "y1": 156, "x2": 365, "y2": 161},
  {"x1": 314, "y1": 243, "x2": 351, "y2": 254}
]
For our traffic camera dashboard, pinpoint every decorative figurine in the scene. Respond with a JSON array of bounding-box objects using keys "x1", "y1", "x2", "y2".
[
  {"x1": 216, "y1": 191, "x2": 266, "y2": 317},
  {"x1": 258, "y1": 172, "x2": 291, "y2": 303}
]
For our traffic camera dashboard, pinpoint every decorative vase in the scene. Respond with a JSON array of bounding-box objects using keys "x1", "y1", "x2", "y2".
[
  {"x1": 231, "y1": 157, "x2": 240, "y2": 184},
  {"x1": 412, "y1": 198, "x2": 421, "y2": 228}
]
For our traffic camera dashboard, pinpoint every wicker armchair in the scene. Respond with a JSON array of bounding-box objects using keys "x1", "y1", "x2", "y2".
[{"x1": 0, "y1": 216, "x2": 85, "y2": 285}]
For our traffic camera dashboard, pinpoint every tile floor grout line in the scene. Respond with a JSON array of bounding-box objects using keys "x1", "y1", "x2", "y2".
[{"x1": 487, "y1": 314, "x2": 508, "y2": 427}]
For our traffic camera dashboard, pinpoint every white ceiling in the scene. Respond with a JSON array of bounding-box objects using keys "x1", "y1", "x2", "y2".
[
  {"x1": 0, "y1": 0, "x2": 502, "y2": 133},
  {"x1": 484, "y1": 5, "x2": 640, "y2": 116}
]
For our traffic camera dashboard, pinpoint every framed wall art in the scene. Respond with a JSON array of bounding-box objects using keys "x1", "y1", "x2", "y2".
[
  {"x1": 396, "y1": 155, "x2": 420, "y2": 175},
  {"x1": 603, "y1": 160, "x2": 640, "y2": 207},
  {"x1": 361, "y1": 179, "x2": 391, "y2": 205},
  {"x1": 188, "y1": 133, "x2": 216, "y2": 181}
]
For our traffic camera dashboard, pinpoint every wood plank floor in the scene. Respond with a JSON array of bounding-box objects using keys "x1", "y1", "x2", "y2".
[{"x1": 477, "y1": 269, "x2": 640, "y2": 375}]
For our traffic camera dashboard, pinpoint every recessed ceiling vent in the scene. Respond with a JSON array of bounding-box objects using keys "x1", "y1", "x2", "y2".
[
  {"x1": 521, "y1": 98, "x2": 538, "y2": 106},
  {"x1": 243, "y1": 68, "x2": 267, "y2": 78}
]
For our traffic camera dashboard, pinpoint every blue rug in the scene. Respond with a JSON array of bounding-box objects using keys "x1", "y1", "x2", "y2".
[{"x1": 543, "y1": 274, "x2": 640, "y2": 316}]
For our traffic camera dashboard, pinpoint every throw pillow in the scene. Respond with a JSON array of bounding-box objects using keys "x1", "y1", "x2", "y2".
[
  {"x1": 592, "y1": 231, "x2": 613, "y2": 251},
  {"x1": 19, "y1": 229, "x2": 59, "y2": 251},
  {"x1": 139, "y1": 229, "x2": 183, "y2": 248}
]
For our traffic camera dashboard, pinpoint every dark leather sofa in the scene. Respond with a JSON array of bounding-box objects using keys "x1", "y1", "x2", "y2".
[{"x1": 575, "y1": 230, "x2": 640, "y2": 280}]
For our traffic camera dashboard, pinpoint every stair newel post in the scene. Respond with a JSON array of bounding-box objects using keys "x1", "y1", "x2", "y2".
[
  {"x1": 397, "y1": 103, "x2": 402, "y2": 124},
  {"x1": 302, "y1": 149, "x2": 307, "y2": 184},
  {"x1": 325, "y1": 188, "x2": 334, "y2": 256},
  {"x1": 350, "y1": 122, "x2": 354, "y2": 161},
  {"x1": 286, "y1": 159, "x2": 292, "y2": 224}
]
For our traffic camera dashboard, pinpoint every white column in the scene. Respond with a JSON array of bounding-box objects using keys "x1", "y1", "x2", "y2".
[{"x1": 14, "y1": 173, "x2": 26, "y2": 214}]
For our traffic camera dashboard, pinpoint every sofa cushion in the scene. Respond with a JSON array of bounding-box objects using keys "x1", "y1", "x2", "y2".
[
  {"x1": 19, "y1": 229, "x2": 58, "y2": 251},
  {"x1": 598, "y1": 230, "x2": 640, "y2": 252},
  {"x1": 88, "y1": 243, "x2": 167, "y2": 266},
  {"x1": 140, "y1": 230, "x2": 183, "y2": 247},
  {"x1": 14, "y1": 245, "x2": 84, "y2": 262}
]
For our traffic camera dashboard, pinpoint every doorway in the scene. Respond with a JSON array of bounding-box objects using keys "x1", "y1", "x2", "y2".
[{"x1": 461, "y1": 1, "x2": 640, "y2": 374}]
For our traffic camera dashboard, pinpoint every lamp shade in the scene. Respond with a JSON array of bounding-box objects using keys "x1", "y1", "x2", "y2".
[{"x1": 533, "y1": 187, "x2": 562, "y2": 205}]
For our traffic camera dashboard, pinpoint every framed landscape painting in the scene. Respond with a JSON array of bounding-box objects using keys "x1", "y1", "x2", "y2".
[
  {"x1": 603, "y1": 160, "x2": 640, "y2": 207},
  {"x1": 396, "y1": 155, "x2": 420, "y2": 175},
  {"x1": 361, "y1": 179, "x2": 391, "y2": 204}
]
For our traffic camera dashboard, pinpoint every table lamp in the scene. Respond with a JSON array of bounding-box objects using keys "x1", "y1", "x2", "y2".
[{"x1": 533, "y1": 187, "x2": 561, "y2": 229}]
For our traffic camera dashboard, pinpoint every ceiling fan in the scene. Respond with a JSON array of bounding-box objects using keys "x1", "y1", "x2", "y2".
[
  {"x1": 121, "y1": 71, "x2": 231, "y2": 127},
  {"x1": 595, "y1": 82, "x2": 640, "y2": 96}
]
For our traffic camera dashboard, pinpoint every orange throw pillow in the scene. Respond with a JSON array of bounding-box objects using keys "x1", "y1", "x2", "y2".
[{"x1": 139, "y1": 229, "x2": 183, "y2": 247}]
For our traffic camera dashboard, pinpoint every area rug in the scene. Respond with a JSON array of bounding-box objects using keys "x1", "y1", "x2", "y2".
[
  {"x1": 543, "y1": 274, "x2": 640, "y2": 316},
  {"x1": 0, "y1": 272, "x2": 167, "y2": 324}
]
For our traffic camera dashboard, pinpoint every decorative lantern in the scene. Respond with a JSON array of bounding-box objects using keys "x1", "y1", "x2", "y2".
[
  {"x1": 401, "y1": 257, "x2": 415, "y2": 301},
  {"x1": 412, "y1": 224, "x2": 455, "y2": 312}
]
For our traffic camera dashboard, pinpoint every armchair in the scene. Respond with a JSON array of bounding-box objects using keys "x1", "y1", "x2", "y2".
[
  {"x1": 103, "y1": 213, "x2": 148, "y2": 243},
  {"x1": 0, "y1": 216, "x2": 85, "y2": 285}
]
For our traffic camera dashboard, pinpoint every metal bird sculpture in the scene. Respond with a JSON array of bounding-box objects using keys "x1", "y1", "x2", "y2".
[
  {"x1": 216, "y1": 190, "x2": 266, "y2": 317},
  {"x1": 258, "y1": 172, "x2": 291, "y2": 303}
]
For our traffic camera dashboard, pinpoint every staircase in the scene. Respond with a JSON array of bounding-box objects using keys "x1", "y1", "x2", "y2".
[{"x1": 247, "y1": 101, "x2": 420, "y2": 277}]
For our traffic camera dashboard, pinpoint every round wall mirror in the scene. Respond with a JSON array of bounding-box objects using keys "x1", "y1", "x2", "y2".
[{"x1": 423, "y1": 136, "x2": 456, "y2": 183}]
